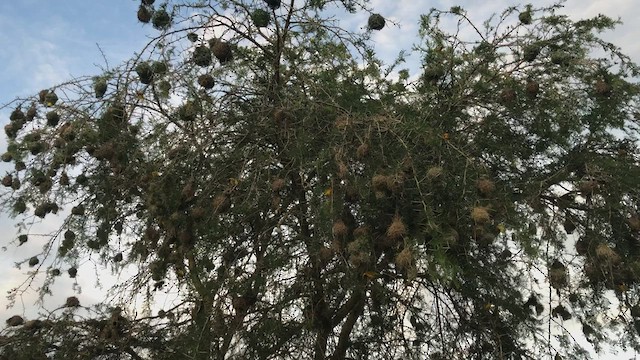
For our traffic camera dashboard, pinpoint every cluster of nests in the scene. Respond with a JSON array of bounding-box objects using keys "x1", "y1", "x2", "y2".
[
  {"x1": 4, "y1": 90, "x2": 57, "y2": 141},
  {"x1": 136, "y1": 0, "x2": 172, "y2": 31},
  {"x1": 496, "y1": 76, "x2": 611, "y2": 107},
  {"x1": 192, "y1": 38, "x2": 233, "y2": 67},
  {"x1": 4, "y1": 297, "x2": 81, "y2": 329},
  {"x1": 329, "y1": 215, "x2": 414, "y2": 275},
  {"x1": 191, "y1": 38, "x2": 234, "y2": 90},
  {"x1": 134, "y1": 60, "x2": 168, "y2": 85}
]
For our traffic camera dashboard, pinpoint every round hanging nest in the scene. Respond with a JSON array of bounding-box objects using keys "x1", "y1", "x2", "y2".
[
  {"x1": 193, "y1": 45, "x2": 212, "y2": 67},
  {"x1": 152, "y1": 8, "x2": 171, "y2": 30},
  {"x1": 252, "y1": 9, "x2": 270, "y2": 27},
  {"x1": 211, "y1": 40, "x2": 233, "y2": 64},
  {"x1": 135, "y1": 62, "x2": 154, "y2": 84},
  {"x1": 94, "y1": 78, "x2": 108, "y2": 98},
  {"x1": 368, "y1": 13, "x2": 385, "y2": 30},
  {"x1": 137, "y1": 5, "x2": 152, "y2": 23},
  {"x1": 197, "y1": 74, "x2": 215, "y2": 89},
  {"x1": 264, "y1": 0, "x2": 281, "y2": 10}
]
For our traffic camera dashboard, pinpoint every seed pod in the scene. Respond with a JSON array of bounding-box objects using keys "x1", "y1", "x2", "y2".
[{"x1": 368, "y1": 13, "x2": 385, "y2": 30}]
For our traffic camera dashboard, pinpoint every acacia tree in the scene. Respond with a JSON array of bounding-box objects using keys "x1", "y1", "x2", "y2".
[{"x1": 2, "y1": 1, "x2": 640, "y2": 359}]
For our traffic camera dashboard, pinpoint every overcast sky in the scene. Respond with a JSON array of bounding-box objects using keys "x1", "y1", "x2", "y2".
[{"x1": 1, "y1": 1, "x2": 639, "y2": 358}]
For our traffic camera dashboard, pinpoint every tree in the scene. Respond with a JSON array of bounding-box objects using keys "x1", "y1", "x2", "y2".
[{"x1": 1, "y1": 1, "x2": 640, "y2": 359}]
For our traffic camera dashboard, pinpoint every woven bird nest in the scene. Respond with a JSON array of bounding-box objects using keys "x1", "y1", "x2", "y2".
[
  {"x1": 197, "y1": 74, "x2": 215, "y2": 89},
  {"x1": 211, "y1": 40, "x2": 233, "y2": 64},
  {"x1": 94, "y1": 78, "x2": 108, "y2": 98},
  {"x1": 152, "y1": 8, "x2": 171, "y2": 30},
  {"x1": 135, "y1": 62, "x2": 154, "y2": 84},
  {"x1": 368, "y1": 14, "x2": 385, "y2": 30},
  {"x1": 137, "y1": 5, "x2": 152, "y2": 23},
  {"x1": 252, "y1": 9, "x2": 270, "y2": 27},
  {"x1": 264, "y1": 0, "x2": 281, "y2": 10},
  {"x1": 193, "y1": 45, "x2": 212, "y2": 67}
]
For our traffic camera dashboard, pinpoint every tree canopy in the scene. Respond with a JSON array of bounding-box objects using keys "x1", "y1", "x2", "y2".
[{"x1": 2, "y1": 1, "x2": 640, "y2": 359}]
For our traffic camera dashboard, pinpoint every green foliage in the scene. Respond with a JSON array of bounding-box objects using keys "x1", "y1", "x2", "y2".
[{"x1": 2, "y1": 1, "x2": 640, "y2": 359}]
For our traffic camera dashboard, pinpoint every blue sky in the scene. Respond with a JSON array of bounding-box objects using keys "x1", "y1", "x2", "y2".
[{"x1": 1, "y1": 1, "x2": 640, "y2": 358}]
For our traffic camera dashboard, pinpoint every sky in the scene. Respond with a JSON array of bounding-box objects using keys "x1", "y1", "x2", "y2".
[{"x1": 1, "y1": 0, "x2": 640, "y2": 358}]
